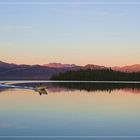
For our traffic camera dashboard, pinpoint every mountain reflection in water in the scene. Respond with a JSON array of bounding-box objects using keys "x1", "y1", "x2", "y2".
[
  {"x1": 0, "y1": 82, "x2": 139, "y2": 94},
  {"x1": 1, "y1": 81, "x2": 140, "y2": 137}
]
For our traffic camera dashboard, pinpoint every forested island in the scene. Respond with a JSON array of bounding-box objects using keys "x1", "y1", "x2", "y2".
[{"x1": 51, "y1": 69, "x2": 140, "y2": 81}]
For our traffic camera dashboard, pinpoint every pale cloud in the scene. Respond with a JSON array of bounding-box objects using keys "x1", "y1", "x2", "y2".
[
  {"x1": 0, "y1": 2, "x2": 140, "y2": 5},
  {"x1": 0, "y1": 25, "x2": 32, "y2": 32},
  {"x1": 0, "y1": 122, "x2": 30, "y2": 129},
  {"x1": 98, "y1": 11, "x2": 126, "y2": 17},
  {"x1": 0, "y1": 123, "x2": 11, "y2": 128}
]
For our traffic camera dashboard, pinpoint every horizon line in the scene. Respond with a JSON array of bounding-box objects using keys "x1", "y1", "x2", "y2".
[{"x1": 0, "y1": 60, "x2": 140, "y2": 67}]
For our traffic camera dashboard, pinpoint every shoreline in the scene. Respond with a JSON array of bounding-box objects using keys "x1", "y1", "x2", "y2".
[{"x1": 1, "y1": 80, "x2": 140, "y2": 84}]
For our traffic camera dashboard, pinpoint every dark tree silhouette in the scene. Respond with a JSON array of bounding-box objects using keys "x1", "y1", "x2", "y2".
[{"x1": 51, "y1": 69, "x2": 140, "y2": 81}]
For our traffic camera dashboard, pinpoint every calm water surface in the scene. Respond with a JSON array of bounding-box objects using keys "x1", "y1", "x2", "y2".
[{"x1": 0, "y1": 81, "x2": 140, "y2": 139}]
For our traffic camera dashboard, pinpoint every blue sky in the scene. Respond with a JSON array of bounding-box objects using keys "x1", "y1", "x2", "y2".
[{"x1": 0, "y1": 0, "x2": 140, "y2": 66}]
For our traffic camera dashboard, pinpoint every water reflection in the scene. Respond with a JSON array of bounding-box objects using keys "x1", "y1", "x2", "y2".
[
  {"x1": 0, "y1": 82, "x2": 140, "y2": 137},
  {"x1": 0, "y1": 82, "x2": 48, "y2": 95},
  {"x1": 50, "y1": 82, "x2": 140, "y2": 94},
  {"x1": 4, "y1": 82, "x2": 140, "y2": 94}
]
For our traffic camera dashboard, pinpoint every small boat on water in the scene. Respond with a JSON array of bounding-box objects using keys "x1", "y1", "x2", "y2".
[
  {"x1": 0, "y1": 83, "x2": 48, "y2": 96},
  {"x1": 35, "y1": 86, "x2": 48, "y2": 95}
]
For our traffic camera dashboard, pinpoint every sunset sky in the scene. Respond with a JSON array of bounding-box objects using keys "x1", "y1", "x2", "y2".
[{"x1": 0, "y1": 0, "x2": 140, "y2": 66}]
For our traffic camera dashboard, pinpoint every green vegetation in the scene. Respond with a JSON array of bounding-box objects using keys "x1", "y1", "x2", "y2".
[{"x1": 51, "y1": 69, "x2": 140, "y2": 81}]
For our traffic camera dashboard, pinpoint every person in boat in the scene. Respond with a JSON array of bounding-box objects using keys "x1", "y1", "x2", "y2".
[{"x1": 36, "y1": 83, "x2": 48, "y2": 96}]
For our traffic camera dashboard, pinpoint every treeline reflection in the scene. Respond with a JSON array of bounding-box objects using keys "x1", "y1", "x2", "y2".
[
  {"x1": 1, "y1": 82, "x2": 140, "y2": 94},
  {"x1": 13, "y1": 82, "x2": 140, "y2": 94},
  {"x1": 50, "y1": 82, "x2": 140, "y2": 94}
]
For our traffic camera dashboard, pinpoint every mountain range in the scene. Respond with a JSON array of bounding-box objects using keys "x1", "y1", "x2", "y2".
[{"x1": 0, "y1": 60, "x2": 140, "y2": 80}]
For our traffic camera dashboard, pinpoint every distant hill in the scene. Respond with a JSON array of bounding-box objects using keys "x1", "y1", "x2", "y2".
[
  {"x1": 112, "y1": 64, "x2": 140, "y2": 72},
  {"x1": 84, "y1": 64, "x2": 106, "y2": 70},
  {"x1": 82, "y1": 64, "x2": 140, "y2": 72},
  {"x1": 44, "y1": 62, "x2": 77, "y2": 68},
  {"x1": 0, "y1": 60, "x2": 140, "y2": 80},
  {"x1": 0, "y1": 61, "x2": 17, "y2": 70},
  {"x1": 0, "y1": 61, "x2": 68, "y2": 80}
]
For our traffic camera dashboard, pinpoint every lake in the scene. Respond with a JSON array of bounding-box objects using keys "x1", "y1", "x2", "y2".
[{"x1": 0, "y1": 81, "x2": 140, "y2": 140}]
